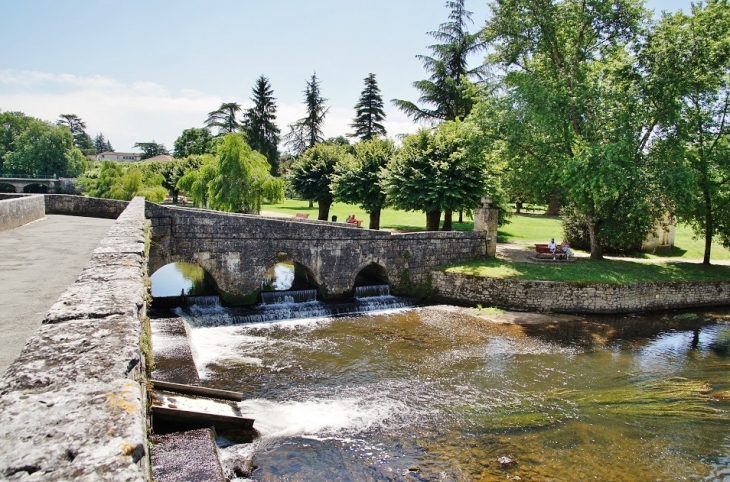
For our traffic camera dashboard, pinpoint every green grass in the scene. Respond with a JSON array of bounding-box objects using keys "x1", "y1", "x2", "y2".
[
  {"x1": 446, "y1": 257, "x2": 730, "y2": 283},
  {"x1": 262, "y1": 200, "x2": 730, "y2": 264},
  {"x1": 261, "y1": 199, "x2": 474, "y2": 231}
]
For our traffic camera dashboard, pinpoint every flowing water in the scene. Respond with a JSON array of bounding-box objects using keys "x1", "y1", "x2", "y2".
[{"x1": 171, "y1": 301, "x2": 730, "y2": 481}]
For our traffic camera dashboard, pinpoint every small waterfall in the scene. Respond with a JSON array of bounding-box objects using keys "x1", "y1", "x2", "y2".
[
  {"x1": 186, "y1": 295, "x2": 221, "y2": 307},
  {"x1": 355, "y1": 285, "x2": 390, "y2": 298},
  {"x1": 261, "y1": 289, "x2": 317, "y2": 305}
]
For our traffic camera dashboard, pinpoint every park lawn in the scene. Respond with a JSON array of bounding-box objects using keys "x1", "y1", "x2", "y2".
[
  {"x1": 445, "y1": 257, "x2": 730, "y2": 283},
  {"x1": 261, "y1": 199, "x2": 475, "y2": 231},
  {"x1": 498, "y1": 213, "x2": 730, "y2": 262},
  {"x1": 262, "y1": 200, "x2": 730, "y2": 263}
]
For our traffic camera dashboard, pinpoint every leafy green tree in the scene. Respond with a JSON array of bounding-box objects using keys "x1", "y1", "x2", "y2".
[
  {"x1": 332, "y1": 138, "x2": 395, "y2": 229},
  {"x1": 284, "y1": 73, "x2": 329, "y2": 155},
  {"x1": 485, "y1": 0, "x2": 663, "y2": 259},
  {"x1": 242, "y1": 75, "x2": 281, "y2": 175},
  {"x1": 0, "y1": 111, "x2": 35, "y2": 172},
  {"x1": 173, "y1": 127, "x2": 216, "y2": 158},
  {"x1": 349, "y1": 73, "x2": 387, "y2": 141},
  {"x1": 83, "y1": 160, "x2": 167, "y2": 202},
  {"x1": 205, "y1": 102, "x2": 242, "y2": 136},
  {"x1": 383, "y1": 121, "x2": 490, "y2": 231},
  {"x1": 4, "y1": 119, "x2": 86, "y2": 176},
  {"x1": 93, "y1": 133, "x2": 113, "y2": 153},
  {"x1": 134, "y1": 141, "x2": 169, "y2": 160},
  {"x1": 643, "y1": 0, "x2": 730, "y2": 264},
  {"x1": 392, "y1": 0, "x2": 486, "y2": 124},
  {"x1": 289, "y1": 143, "x2": 351, "y2": 220}
]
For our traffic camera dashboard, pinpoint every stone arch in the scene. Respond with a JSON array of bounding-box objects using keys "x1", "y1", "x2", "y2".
[
  {"x1": 0, "y1": 183, "x2": 16, "y2": 193},
  {"x1": 351, "y1": 261, "x2": 391, "y2": 288},
  {"x1": 22, "y1": 183, "x2": 49, "y2": 193},
  {"x1": 262, "y1": 251, "x2": 322, "y2": 291},
  {"x1": 149, "y1": 260, "x2": 218, "y2": 297}
]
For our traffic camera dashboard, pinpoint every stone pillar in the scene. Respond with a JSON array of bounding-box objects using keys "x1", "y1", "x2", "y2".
[{"x1": 474, "y1": 198, "x2": 499, "y2": 257}]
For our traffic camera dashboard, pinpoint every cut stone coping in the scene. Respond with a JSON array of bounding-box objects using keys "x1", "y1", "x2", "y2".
[{"x1": 0, "y1": 197, "x2": 150, "y2": 481}]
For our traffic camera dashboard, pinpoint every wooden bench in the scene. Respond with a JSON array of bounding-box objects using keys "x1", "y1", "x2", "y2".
[
  {"x1": 535, "y1": 243, "x2": 566, "y2": 260},
  {"x1": 295, "y1": 213, "x2": 309, "y2": 219}
]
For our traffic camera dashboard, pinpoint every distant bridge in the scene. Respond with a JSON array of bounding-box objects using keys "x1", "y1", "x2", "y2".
[
  {"x1": 0, "y1": 175, "x2": 60, "y2": 193},
  {"x1": 146, "y1": 203, "x2": 498, "y2": 303}
]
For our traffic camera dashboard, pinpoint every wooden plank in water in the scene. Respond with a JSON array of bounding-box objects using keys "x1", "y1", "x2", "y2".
[
  {"x1": 152, "y1": 379, "x2": 243, "y2": 401},
  {"x1": 152, "y1": 406, "x2": 255, "y2": 430}
]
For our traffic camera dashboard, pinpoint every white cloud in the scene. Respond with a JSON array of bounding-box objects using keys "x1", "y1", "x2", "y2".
[{"x1": 0, "y1": 70, "x2": 419, "y2": 153}]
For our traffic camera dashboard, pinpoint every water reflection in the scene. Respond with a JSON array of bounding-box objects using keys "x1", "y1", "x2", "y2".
[
  {"x1": 176, "y1": 305, "x2": 730, "y2": 481},
  {"x1": 150, "y1": 262, "x2": 208, "y2": 297}
]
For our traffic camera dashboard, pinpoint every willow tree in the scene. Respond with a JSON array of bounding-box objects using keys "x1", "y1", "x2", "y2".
[{"x1": 209, "y1": 134, "x2": 283, "y2": 213}]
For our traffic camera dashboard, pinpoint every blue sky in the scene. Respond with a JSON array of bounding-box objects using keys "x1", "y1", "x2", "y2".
[{"x1": 0, "y1": 0, "x2": 694, "y2": 153}]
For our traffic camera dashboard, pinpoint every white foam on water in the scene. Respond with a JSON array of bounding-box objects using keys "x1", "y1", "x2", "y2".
[
  {"x1": 237, "y1": 396, "x2": 402, "y2": 440},
  {"x1": 188, "y1": 326, "x2": 267, "y2": 377}
]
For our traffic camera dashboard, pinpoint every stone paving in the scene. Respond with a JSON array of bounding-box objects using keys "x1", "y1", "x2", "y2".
[{"x1": 0, "y1": 214, "x2": 114, "y2": 373}]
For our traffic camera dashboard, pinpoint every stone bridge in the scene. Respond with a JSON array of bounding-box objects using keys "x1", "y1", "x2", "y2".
[
  {"x1": 146, "y1": 203, "x2": 498, "y2": 303},
  {"x1": 0, "y1": 176, "x2": 60, "y2": 193}
]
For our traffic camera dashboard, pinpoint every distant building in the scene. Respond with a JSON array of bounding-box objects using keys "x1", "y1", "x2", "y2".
[{"x1": 96, "y1": 152, "x2": 142, "y2": 162}]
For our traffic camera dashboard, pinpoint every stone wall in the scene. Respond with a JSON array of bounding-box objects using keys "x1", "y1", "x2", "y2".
[
  {"x1": 0, "y1": 194, "x2": 45, "y2": 232},
  {"x1": 0, "y1": 197, "x2": 150, "y2": 481},
  {"x1": 432, "y1": 271, "x2": 730, "y2": 313},
  {"x1": 146, "y1": 204, "x2": 489, "y2": 301},
  {"x1": 45, "y1": 194, "x2": 129, "y2": 219}
]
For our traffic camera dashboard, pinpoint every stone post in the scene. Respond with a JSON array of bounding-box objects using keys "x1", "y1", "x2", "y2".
[{"x1": 474, "y1": 197, "x2": 499, "y2": 257}]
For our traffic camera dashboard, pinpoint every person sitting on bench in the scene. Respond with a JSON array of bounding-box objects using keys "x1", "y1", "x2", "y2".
[
  {"x1": 561, "y1": 238, "x2": 573, "y2": 259},
  {"x1": 547, "y1": 238, "x2": 557, "y2": 253}
]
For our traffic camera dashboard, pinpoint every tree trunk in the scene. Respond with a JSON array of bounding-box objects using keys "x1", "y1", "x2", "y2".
[
  {"x1": 587, "y1": 216, "x2": 603, "y2": 260},
  {"x1": 426, "y1": 210, "x2": 441, "y2": 231},
  {"x1": 369, "y1": 209, "x2": 381, "y2": 230},
  {"x1": 442, "y1": 211, "x2": 453, "y2": 231},
  {"x1": 515, "y1": 201, "x2": 522, "y2": 214},
  {"x1": 703, "y1": 189, "x2": 713, "y2": 265},
  {"x1": 458, "y1": 210, "x2": 463, "y2": 223},
  {"x1": 317, "y1": 201, "x2": 330, "y2": 221},
  {"x1": 172, "y1": 189, "x2": 179, "y2": 204},
  {"x1": 545, "y1": 194, "x2": 561, "y2": 216},
  {"x1": 308, "y1": 200, "x2": 314, "y2": 208}
]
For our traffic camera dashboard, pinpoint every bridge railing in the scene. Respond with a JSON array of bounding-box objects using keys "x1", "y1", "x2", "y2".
[{"x1": 0, "y1": 173, "x2": 58, "y2": 179}]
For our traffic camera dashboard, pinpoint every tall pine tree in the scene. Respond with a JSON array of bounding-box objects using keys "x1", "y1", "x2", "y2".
[
  {"x1": 205, "y1": 102, "x2": 242, "y2": 135},
  {"x1": 349, "y1": 73, "x2": 387, "y2": 141},
  {"x1": 242, "y1": 75, "x2": 281, "y2": 175},
  {"x1": 392, "y1": 0, "x2": 486, "y2": 123},
  {"x1": 93, "y1": 133, "x2": 113, "y2": 153},
  {"x1": 284, "y1": 73, "x2": 329, "y2": 155}
]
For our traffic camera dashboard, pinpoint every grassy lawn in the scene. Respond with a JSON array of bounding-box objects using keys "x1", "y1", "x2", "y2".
[
  {"x1": 261, "y1": 199, "x2": 475, "y2": 231},
  {"x1": 262, "y1": 200, "x2": 730, "y2": 270},
  {"x1": 498, "y1": 213, "x2": 730, "y2": 262},
  {"x1": 445, "y1": 257, "x2": 730, "y2": 283}
]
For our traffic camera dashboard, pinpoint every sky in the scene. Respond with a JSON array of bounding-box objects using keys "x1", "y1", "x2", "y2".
[{"x1": 0, "y1": 0, "x2": 695, "y2": 153}]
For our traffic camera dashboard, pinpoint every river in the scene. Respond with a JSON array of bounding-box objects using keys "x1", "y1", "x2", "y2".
[{"x1": 170, "y1": 301, "x2": 730, "y2": 481}]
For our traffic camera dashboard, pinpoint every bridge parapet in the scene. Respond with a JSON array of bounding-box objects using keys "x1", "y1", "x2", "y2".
[
  {"x1": 0, "y1": 197, "x2": 151, "y2": 480},
  {"x1": 146, "y1": 203, "x2": 489, "y2": 302}
]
